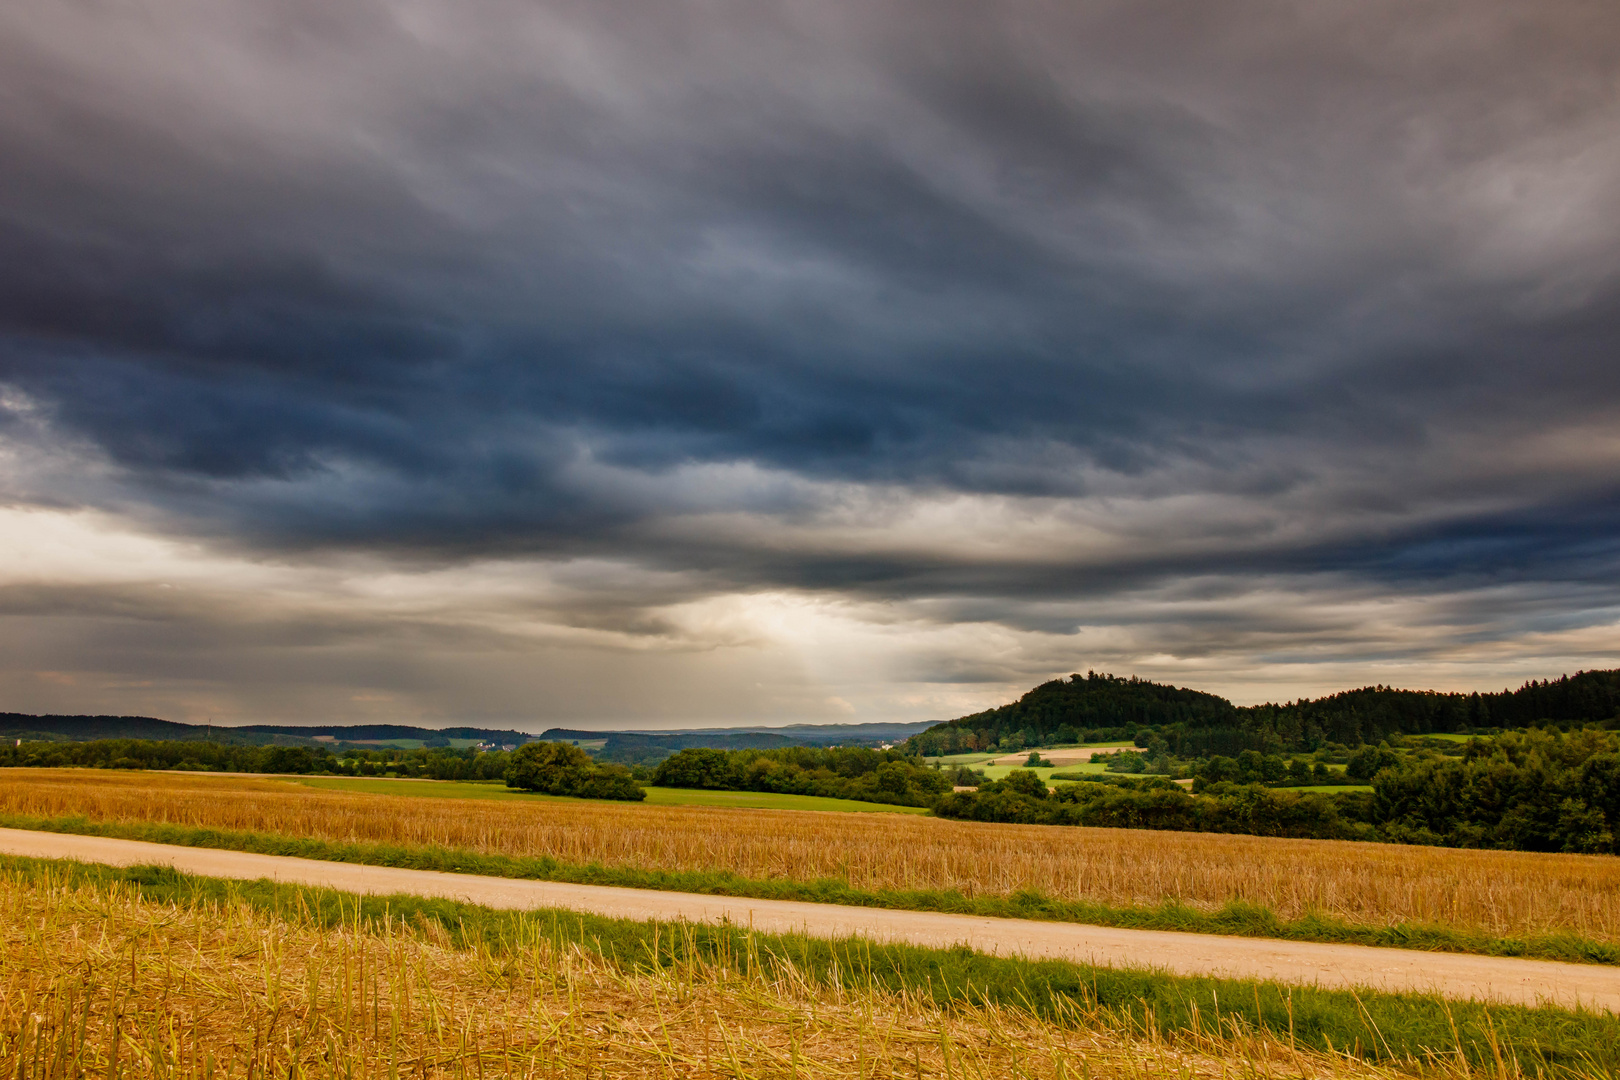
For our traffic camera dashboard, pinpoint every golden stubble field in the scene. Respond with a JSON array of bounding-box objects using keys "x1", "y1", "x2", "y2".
[
  {"x1": 0, "y1": 869, "x2": 1414, "y2": 1080},
  {"x1": 4, "y1": 769, "x2": 1619, "y2": 943}
]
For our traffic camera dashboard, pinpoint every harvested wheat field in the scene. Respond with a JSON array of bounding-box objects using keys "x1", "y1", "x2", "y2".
[
  {"x1": 0, "y1": 869, "x2": 1419, "y2": 1080},
  {"x1": 5, "y1": 768, "x2": 1620, "y2": 945}
]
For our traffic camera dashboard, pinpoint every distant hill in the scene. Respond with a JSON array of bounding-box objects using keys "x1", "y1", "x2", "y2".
[
  {"x1": 0, "y1": 714, "x2": 532, "y2": 748},
  {"x1": 237, "y1": 723, "x2": 534, "y2": 745},
  {"x1": 541, "y1": 720, "x2": 936, "y2": 765},
  {"x1": 906, "y1": 669, "x2": 1620, "y2": 756},
  {"x1": 0, "y1": 711, "x2": 933, "y2": 763},
  {"x1": 14, "y1": 670, "x2": 1618, "y2": 763},
  {"x1": 0, "y1": 713, "x2": 284, "y2": 745}
]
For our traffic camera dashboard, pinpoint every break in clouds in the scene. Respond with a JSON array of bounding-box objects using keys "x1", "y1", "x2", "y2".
[{"x1": 1, "y1": 0, "x2": 1619, "y2": 726}]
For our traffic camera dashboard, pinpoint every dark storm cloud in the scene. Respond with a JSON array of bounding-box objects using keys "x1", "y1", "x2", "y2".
[{"x1": 3, "y1": 0, "x2": 1620, "y2": 623}]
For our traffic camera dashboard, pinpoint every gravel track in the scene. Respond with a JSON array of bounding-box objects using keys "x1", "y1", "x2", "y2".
[{"x1": 2, "y1": 827, "x2": 1615, "y2": 1014}]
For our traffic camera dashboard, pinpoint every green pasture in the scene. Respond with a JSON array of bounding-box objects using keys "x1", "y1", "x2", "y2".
[
  {"x1": 984, "y1": 761, "x2": 1110, "y2": 783},
  {"x1": 286, "y1": 775, "x2": 926, "y2": 813},
  {"x1": 924, "y1": 753, "x2": 1000, "y2": 766},
  {"x1": 290, "y1": 777, "x2": 527, "y2": 800},
  {"x1": 640, "y1": 787, "x2": 927, "y2": 813}
]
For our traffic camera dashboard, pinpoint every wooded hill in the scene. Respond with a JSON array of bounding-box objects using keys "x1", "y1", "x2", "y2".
[{"x1": 905, "y1": 669, "x2": 1620, "y2": 755}]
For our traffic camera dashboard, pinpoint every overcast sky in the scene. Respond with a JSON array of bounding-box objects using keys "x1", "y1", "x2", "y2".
[{"x1": 2, "y1": 0, "x2": 1619, "y2": 729}]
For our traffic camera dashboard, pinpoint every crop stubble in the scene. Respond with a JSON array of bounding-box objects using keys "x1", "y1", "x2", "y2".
[
  {"x1": 7, "y1": 866, "x2": 1447, "y2": 1080},
  {"x1": 4, "y1": 769, "x2": 1618, "y2": 944}
]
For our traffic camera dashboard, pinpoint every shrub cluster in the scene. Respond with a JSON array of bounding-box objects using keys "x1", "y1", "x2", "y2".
[
  {"x1": 1369, "y1": 728, "x2": 1618, "y2": 852},
  {"x1": 504, "y1": 741, "x2": 644, "y2": 801},
  {"x1": 936, "y1": 772, "x2": 1370, "y2": 839},
  {"x1": 1191, "y1": 751, "x2": 1343, "y2": 787},
  {"x1": 652, "y1": 746, "x2": 951, "y2": 806}
]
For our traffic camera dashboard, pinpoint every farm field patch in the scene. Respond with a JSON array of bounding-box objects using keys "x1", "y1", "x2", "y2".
[
  {"x1": 984, "y1": 762, "x2": 1109, "y2": 782},
  {"x1": 930, "y1": 743, "x2": 1128, "y2": 781},
  {"x1": 989, "y1": 746, "x2": 1132, "y2": 767},
  {"x1": 925, "y1": 742, "x2": 1132, "y2": 769},
  {"x1": 4, "y1": 768, "x2": 1618, "y2": 950}
]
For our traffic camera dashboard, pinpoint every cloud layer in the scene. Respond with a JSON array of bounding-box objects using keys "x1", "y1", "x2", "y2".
[{"x1": 2, "y1": 0, "x2": 1619, "y2": 725}]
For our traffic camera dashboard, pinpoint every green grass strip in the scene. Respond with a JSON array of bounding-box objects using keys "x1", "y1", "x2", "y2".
[
  {"x1": 5, "y1": 854, "x2": 1617, "y2": 1078},
  {"x1": 4, "y1": 811, "x2": 1616, "y2": 969}
]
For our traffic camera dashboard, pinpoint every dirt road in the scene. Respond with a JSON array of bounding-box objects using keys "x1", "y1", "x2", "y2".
[{"x1": 3, "y1": 827, "x2": 1615, "y2": 1013}]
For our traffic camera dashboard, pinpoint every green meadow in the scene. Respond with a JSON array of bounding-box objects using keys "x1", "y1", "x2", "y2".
[{"x1": 289, "y1": 774, "x2": 929, "y2": 813}]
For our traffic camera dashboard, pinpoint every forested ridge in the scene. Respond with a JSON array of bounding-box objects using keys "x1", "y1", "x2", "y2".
[{"x1": 907, "y1": 669, "x2": 1620, "y2": 755}]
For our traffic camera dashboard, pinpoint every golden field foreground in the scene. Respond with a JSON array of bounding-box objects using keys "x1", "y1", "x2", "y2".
[
  {"x1": 0, "y1": 869, "x2": 1471, "y2": 1080},
  {"x1": 5, "y1": 769, "x2": 1620, "y2": 945}
]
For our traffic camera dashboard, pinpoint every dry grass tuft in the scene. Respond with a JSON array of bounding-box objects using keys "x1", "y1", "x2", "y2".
[
  {"x1": 5, "y1": 769, "x2": 1620, "y2": 944},
  {"x1": 0, "y1": 869, "x2": 1426, "y2": 1080}
]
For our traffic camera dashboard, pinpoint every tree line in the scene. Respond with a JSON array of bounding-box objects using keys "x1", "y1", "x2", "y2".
[
  {"x1": 0, "y1": 738, "x2": 645, "y2": 800},
  {"x1": 0, "y1": 738, "x2": 943, "y2": 807},
  {"x1": 935, "y1": 727, "x2": 1620, "y2": 853},
  {"x1": 0, "y1": 739, "x2": 515, "y2": 778},
  {"x1": 652, "y1": 746, "x2": 953, "y2": 807}
]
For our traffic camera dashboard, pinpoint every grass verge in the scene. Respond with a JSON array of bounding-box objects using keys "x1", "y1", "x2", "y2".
[
  {"x1": 4, "y1": 811, "x2": 1617, "y2": 967},
  {"x1": 5, "y1": 852, "x2": 1617, "y2": 1077}
]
